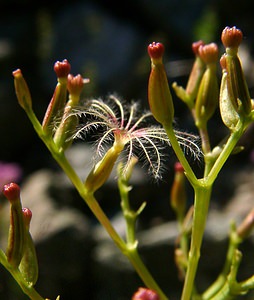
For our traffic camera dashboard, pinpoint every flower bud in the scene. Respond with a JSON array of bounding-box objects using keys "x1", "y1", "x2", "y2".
[
  {"x1": 195, "y1": 43, "x2": 219, "y2": 129},
  {"x1": 85, "y1": 141, "x2": 124, "y2": 193},
  {"x1": 67, "y1": 74, "x2": 89, "y2": 106},
  {"x1": 12, "y1": 69, "x2": 32, "y2": 111},
  {"x1": 132, "y1": 287, "x2": 159, "y2": 300},
  {"x1": 170, "y1": 162, "x2": 186, "y2": 219},
  {"x1": 54, "y1": 59, "x2": 71, "y2": 78},
  {"x1": 220, "y1": 27, "x2": 252, "y2": 121},
  {"x1": 42, "y1": 60, "x2": 71, "y2": 134},
  {"x1": 3, "y1": 183, "x2": 26, "y2": 267},
  {"x1": 53, "y1": 74, "x2": 89, "y2": 151},
  {"x1": 219, "y1": 55, "x2": 240, "y2": 130},
  {"x1": 147, "y1": 42, "x2": 174, "y2": 126},
  {"x1": 237, "y1": 208, "x2": 254, "y2": 240},
  {"x1": 19, "y1": 208, "x2": 38, "y2": 286},
  {"x1": 172, "y1": 40, "x2": 206, "y2": 109}
]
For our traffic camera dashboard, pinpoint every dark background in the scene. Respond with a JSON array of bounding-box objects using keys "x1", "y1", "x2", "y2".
[
  {"x1": 1, "y1": 0, "x2": 254, "y2": 175},
  {"x1": 1, "y1": 0, "x2": 254, "y2": 299}
]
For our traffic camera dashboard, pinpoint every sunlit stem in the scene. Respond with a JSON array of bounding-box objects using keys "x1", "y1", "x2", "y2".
[
  {"x1": 26, "y1": 108, "x2": 168, "y2": 300},
  {"x1": 164, "y1": 125, "x2": 198, "y2": 186},
  {"x1": 0, "y1": 250, "x2": 44, "y2": 300},
  {"x1": 181, "y1": 184, "x2": 212, "y2": 300}
]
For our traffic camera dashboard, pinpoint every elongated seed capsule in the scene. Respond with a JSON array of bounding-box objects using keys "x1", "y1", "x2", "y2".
[
  {"x1": 195, "y1": 43, "x2": 219, "y2": 129},
  {"x1": 12, "y1": 69, "x2": 32, "y2": 111},
  {"x1": 3, "y1": 183, "x2": 26, "y2": 268},
  {"x1": 42, "y1": 59, "x2": 71, "y2": 134},
  {"x1": 19, "y1": 208, "x2": 39, "y2": 286},
  {"x1": 221, "y1": 26, "x2": 252, "y2": 117},
  {"x1": 53, "y1": 74, "x2": 88, "y2": 151},
  {"x1": 170, "y1": 162, "x2": 186, "y2": 220},
  {"x1": 147, "y1": 42, "x2": 174, "y2": 126},
  {"x1": 172, "y1": 40, "x2": 206, "y2": 109},
  {"x1": 85, "y1": 141, "x2": 124, "y2": 193},
  {"x1": 219, "y1": 55, "x2": 240, "y2": 130}
]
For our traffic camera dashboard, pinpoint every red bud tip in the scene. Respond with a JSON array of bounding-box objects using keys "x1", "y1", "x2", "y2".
[
  {"x1": 12, "y1": 68, "x2": 22, "y2": 78},
  {"x1": 22, "y1": 208, "x2": 32, "y2": 227},
  {"x1": 221, "y1": 26, "x2": 243, "y2": 49},
  {"x1": 147, "y1": 42, "x2": 165, "y2": 60},
  {"x1": 174, "y1": 162, "x2": 184, "y2": 173},
  {"x1": 192, "y1": 40, "x2": 205, "y2": 55},
  {"x1": 132, "y1": 287, "x2": 159, "y2": 300},
  {"x1": 220, "y1": 54, "x2": 227, "y2": 70},
  {"x1": 54, "y1": 59, "x2": 71, "y2": 78},
  {"x1": 198, "y1": 43, "x2": 218, "y2": 64},
  {"x1": 2, "y1": 183, "x2": 20, "y2": 203},
  {"x1": 67, "y1": 74, "x2": 88, "y2": 95}
]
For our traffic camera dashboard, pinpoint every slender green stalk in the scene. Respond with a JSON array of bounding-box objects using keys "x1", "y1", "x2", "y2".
[
  {"x1": 0, "y1": 250, "x2": 44, "y2": 300},
  {"x1": 164, "y1": 125, "x2": 198, "y2": 186},
  {"x1": 25, "y1": 108, "x2": 168, "y2": 299},
  {"x1": 180, "y1": 185, "x2": 212, "y2": 300},
  {"x1": 202, "y1": 228, "x2": 241, "y2": 299},
  {"x1": 206, "y1": 122, "x2": 244, "y2": 186},
  {"x1": 127, "y1": 246, "x2": 168, "y2": 300}
]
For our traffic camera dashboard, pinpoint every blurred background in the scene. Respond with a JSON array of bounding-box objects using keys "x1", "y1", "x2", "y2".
[{"x1": 1, "y1": 0, "x2": 254, "y2": 299}]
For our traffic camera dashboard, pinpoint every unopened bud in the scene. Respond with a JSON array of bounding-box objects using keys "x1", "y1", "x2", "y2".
[
  {"x1": 172, "y1": 40, "x2": 206, "y2": 109},
  {"x1": 3, "y1": 183, "x2": 26, "y2": 267},
  {"x1": 42, "y1": 60, "x2": 71, "y2": 134},
  {"x1": 67, "y1": 74, "x2": 89, "y2": 106},
  {"x1": 221, "y1": 26, "x2": 243, "y2": 52},
  {"x1": 219, "y1": 55, "x2": 241, "y2": 130},
  {"x1": 53, "y1": 73, "x2": 89, "y2": 150},
  {"x1": 220, "y1": 27, "x2": 252, "y2": 123},
  {"x1": 148, "y1": 42, "x2": 174, "y2": 126},
  {"x1": 195, "y1": 43, "x2": 219, "y2": 129},
  {"x1": 19, "y1": 208, "x2": 38, "y2": 286},
  {"x1": 170, "y1": 162, "x2": 186, "y2": 219},
  {"x1": 85, "y1": 141, "x2": 124, "y2": 193},
  {"x1": 13, "y1": 69, "x2": 32, "y2": 111},
  {"x1": 54, "y1": 59, "x2": 71, "y2": 78},
  {"x1": 132, "y1": 287, "x2": 159, "y2": 300},
  {"x1": 237, "y1": 208, "x2": 254, "y2": 240}
]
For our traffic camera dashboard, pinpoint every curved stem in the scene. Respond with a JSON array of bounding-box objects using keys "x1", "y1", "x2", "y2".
[{"x1": 0, "y1": 250, "x2": 44, "y2": 300}]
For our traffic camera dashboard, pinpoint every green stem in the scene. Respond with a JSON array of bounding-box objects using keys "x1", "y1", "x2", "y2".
[
  {"x1": 181, "y1": 184, "x2": 212, "y2": 300},
  {"x1": 127, "y1": 247, "x2": 168, "y2": 300},
  {"x1": 164, "y1": 125, "x2": 198, "y2": 186},
  {"x1": 206, "y1": 123, "x2": 244, "y2": 186},
  {"x1": 26, "y1": 108, "x2": 168, "y2": 299},
  {"x1": 0, "y1": 250, "x2": 44, "y2": 300},
  {"x1": 202, "y1": 228, "x2": 241, "y2": 299}
]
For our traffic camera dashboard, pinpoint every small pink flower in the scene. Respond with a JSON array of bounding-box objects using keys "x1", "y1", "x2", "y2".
[{"x1": 0, "y1": 161, "x2": 22, "y2": 191}]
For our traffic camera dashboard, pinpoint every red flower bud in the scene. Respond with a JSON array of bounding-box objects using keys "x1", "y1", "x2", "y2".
[
  {"x1": 19, "y1": 208, "x2": 38, "y2": 286},
  {"x1": 22, "y1": 208, "x2": 32, "y2": 228},
  {"x1": 221, "y1": 26, "x2": 243, "y2": 49},
  {"x1": 147, "y1": 42, "x2": 165, "y2": 61},
  {"x1": 198, "y1": 43, "x2": 218, "y2": 65},
  {"x1": 3, "y1": 183, "x2": 26, "y2": 267},
  {"x1": 132, "y1": 287, "x2": 159, "y2": 300},
  {"x1": 67, "y1": 74, "x2": 89, "y2": 106},
  {"x1": 192, "y1": 40, "x2": 205, "y2": 55},
  {"x1": 147, "y1": 42, "x2": 174, "y2": 126},
  {"x1": 3, "y1": 182, "x2": 21, "y2": 204},
  {"x1": 54, "y1": 59, "x2": 71, "y2": 78},
  {"x1": 170, "y1": 162, "x2": 186, "y2": 219}
]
